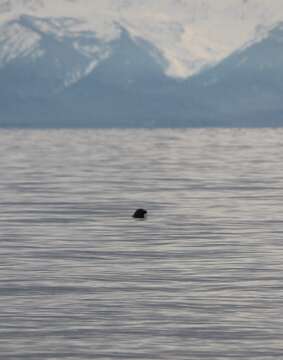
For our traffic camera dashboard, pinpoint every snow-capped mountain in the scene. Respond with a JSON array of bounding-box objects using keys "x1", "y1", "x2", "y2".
[
  {"x1": 0, "y1": 0, "x2": 283, "y2": 127},
  {"x1": 1, "y1": 0, "x2": 283, "y2": 79},
  {"x1": 0, "y1": 14, "x2": 111, "y2": 91},
  {"x1": 1, "y1": 21, "x2": 283, "y2": 128},
  {"x1": 185, "y1": 22, "x2": 283, "y2": 127}
]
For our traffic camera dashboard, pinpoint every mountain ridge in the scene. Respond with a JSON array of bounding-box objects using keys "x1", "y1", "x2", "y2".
[
  {"x1": 1, "y1": 22, "x2": 283, "y2": 128},
  {"x1": 0, "y1": 1, "x2": 283, "y2": 127},
  {"x1": 1, "y1": 0, "x2": 283, "y2": 78}
]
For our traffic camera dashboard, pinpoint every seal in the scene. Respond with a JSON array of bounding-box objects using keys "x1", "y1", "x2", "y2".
[{"x1": 132, "y1": 208, "x2": 147, "y2": 219}]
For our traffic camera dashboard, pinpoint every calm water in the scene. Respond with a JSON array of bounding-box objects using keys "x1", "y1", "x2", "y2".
[{"x1": 0, "y1": 128, "x2": 283, "y2": 359}]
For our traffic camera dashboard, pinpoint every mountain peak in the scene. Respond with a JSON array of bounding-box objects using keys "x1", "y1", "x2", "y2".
[
  {"x1": 1, "y1": 16, "x2": 283, "y2": 127},
  {"x1": 1, "y1": 0, "x2": 283, "y2": 78}
]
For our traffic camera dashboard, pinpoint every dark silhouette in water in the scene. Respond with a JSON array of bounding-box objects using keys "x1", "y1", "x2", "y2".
[{"x1": 133, "y1": 209, "x2": 147, "y2": 219}]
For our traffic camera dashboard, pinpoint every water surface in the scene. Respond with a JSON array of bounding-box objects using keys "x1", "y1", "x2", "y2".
[{"x1": 0, "y1": 128, "x2": 283, "y2": 359}]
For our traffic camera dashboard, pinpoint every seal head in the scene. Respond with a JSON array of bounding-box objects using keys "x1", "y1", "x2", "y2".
[{"x1": 132, "y1": 208, "x2": 147, "y2": 219}]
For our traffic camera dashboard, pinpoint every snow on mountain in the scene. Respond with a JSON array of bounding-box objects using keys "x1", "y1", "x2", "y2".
[
  {"x1": 0, "y1": 0, "x2": 283, "y2": 79},
  {"x1": 0, "y1": 18, "x2": 40, "y2": 64},
  {"x1": 184, "y1": 22, "x2": 283, "y2": 126},
  {"x1": 0, "y1": 14, "x2": 113, "y2": 90},
  {"x1": 1, "y1": 17, "x2": 283, "y2": 128}
]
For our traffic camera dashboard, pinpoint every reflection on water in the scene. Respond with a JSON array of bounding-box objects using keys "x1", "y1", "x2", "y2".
[{"x1": 0, "y1": 128, "x2": 283, "y2": 359}]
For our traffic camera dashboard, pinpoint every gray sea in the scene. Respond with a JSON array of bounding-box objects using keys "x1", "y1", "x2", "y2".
[{"x1": 0, "y1": 128, "x2": 283, "y2": 360}]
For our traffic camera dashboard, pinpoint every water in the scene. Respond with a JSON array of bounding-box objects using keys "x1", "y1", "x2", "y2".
[{"x1": 0, "y1": 128, "x2": 283, "y2": 359}]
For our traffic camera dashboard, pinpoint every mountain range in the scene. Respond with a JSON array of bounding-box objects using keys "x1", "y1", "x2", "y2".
[{"x1": 0, "y1": 0, "x2": 283, "y2": 127}]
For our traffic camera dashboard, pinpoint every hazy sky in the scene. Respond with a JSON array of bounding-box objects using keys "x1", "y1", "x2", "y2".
[{"x1": 10, "y1": 0, "x2": 282, "y2": 21}]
